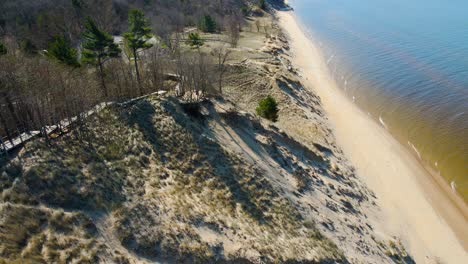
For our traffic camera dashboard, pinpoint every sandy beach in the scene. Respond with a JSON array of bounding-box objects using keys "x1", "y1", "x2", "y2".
[{"x1": 276, "y1": 7, "x2": 468, "y2": 264}]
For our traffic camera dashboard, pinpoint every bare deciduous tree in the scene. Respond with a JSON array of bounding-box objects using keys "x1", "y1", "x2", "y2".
[
  {"x1": 146, "y1": 45, "x2": 169, "y2": 93},
  {"x1": 0, "y1": 0, "x2": 252, "y2": 148},
  {"x1": 211, "y1": 44, "x2": 232, "y2": 94},
  {"x1": 225, "y1": 15, "x2": 241, "y2": 47},
  {"x1": 255, "y1": 20, "x2": 261, "y2": 32}
]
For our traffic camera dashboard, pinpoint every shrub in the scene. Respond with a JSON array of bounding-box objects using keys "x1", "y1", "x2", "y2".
[
  {"x1": 0, "y1": 42, "x2": 7, "y2": 55},
  {"x1": 258, "y1": 0, "x2": 267, "y2": 10},
  {"x1": 21, "y1": 39, "x2": 38, "y2": 55},
  {"x1": 186, "y1": 32, "x2": 204, "y2": 48},
  {"x1": 5, "y1": 161, "x2": 22, "y2": 177},
  {"x1": 199, "y1": 15, "x2": 217, "y2": 33},
  {"x1": 240, "y1": 6, "x2": 251, "y2": 16},
  {"x1": 47, "y1": 36, "x2": 80, "y2": 67},
  {"x1": 256, "y1": 95, "x2": 279, "y2": 122}
]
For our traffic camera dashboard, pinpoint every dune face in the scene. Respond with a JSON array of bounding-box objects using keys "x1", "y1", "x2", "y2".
[
  {"x1": 1, "y1": 10, "x2": 392, "y2": 262},
  {"x1": 276, "y1": 8, "x2": 468, "y2": 264},
  {"x1": 1, "y1": 1, "x2": 466, "y2": 263},
  {"x1": 1, "y1": 4, "x2": 419, "y2": 261}
]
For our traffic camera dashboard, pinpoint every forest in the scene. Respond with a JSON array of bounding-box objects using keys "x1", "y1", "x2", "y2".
[{"x1": 0, "y1": 0, "x2": 266, "y2": 149}]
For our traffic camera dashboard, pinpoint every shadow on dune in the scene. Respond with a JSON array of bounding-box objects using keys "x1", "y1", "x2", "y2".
[
  {"x1": 164, "y1": 98, "x2": 269, "y2": 223},
  {"x1": 120, "y1": 98, "x2": 269, "y2": 224}
]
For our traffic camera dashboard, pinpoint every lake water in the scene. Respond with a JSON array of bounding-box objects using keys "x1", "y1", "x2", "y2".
[{"x1": 289, "y1": 0, "x2": 468, "y2": 202}]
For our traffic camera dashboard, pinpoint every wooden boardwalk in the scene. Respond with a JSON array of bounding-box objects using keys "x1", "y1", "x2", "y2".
[{"x1": 0, "y1": 91, "x2": 167, "y2": 155}]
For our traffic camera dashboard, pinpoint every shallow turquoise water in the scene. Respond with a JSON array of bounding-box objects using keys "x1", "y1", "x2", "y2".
[{"x1": 289, "y1": 0, "x2": 468, "y2": 201}]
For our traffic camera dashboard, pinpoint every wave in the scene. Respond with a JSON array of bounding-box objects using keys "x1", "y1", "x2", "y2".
[
  {"x1": 326, "y1": 53, "x2": 335, "y2": 65},
  {"x1": 379, "y1": 116, "x2": 388, "y2": 130},
  {"x1": 407, "y1": 141, "x2": 422, "y2": 160},
  {"x1": 451, "y1": 181, "x2": 457, "y2": 192}
]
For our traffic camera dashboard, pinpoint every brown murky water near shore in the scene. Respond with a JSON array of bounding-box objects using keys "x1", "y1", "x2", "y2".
[{"x1": 291, "y1": 0, "x2": 468, "y2": 202}]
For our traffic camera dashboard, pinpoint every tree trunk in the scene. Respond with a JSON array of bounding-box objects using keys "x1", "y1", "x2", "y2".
[
  {"x1": 0, "y1": 137, "x2": 8, "y2": 156},
  {"x1": 98, "y1": 57, "x2": 108, "y2": 98},
  {"x1": 0, "y1": 110, "x2": 14, "y2": 145},
  {"x1": 25, "y1": 107, "x2": 35, "y2": 134},
  {"x1": 218, "y1": 72, "x2": 223, "y2": 94},
  {"x1": 133, "y1": 48, "x2": 142, "y2": 95},
  {"x1": 35, "y1": 102, "x2": 49, "y2": 144},
  {"x1": 2, "y1": 93, "x2": 21, "y2": 135}
]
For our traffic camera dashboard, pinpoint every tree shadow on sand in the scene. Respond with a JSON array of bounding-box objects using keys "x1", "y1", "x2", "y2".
[
  {"x1": 119, "y1": 98, "x2": 271, "y2": 223},
  {"x1": 119, "y1": 100, "x2": 168, "y2": 163},
  {"x1": 163, "y1": 98, "x2": 270, "y2": 223},
  {"x1": 215, "y1": 105, "x2": 333, "y2": 184}
]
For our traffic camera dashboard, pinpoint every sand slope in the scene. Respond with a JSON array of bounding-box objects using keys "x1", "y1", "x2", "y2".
[{"x1": 276, "y1": 9, "x2": 468, "y2": 264}]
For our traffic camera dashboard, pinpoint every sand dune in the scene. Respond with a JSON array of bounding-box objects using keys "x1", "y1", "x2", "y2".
[{"x1": 276, "y1": 8, "x2": 468, "y2": 264}]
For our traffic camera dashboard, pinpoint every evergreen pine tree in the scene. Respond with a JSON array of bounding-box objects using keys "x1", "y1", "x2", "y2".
[
  {"x1": 82, "y1": 18, "x2": 121, "y2": 97},
  {"x1": 124, "y1": 9, "x2": 153, "y2": 95},
  {"x1": 200, "y1": 15, "x2": 217, "y2": 33},
  {"x1": 21, "y1": 39, "x2": 37, "y2": 55},
  {"x1": 186, "y1": 32, "x2": 204, "y2": 48},
  {"x1": 47, "y1": 36, "x2": 80, "y2": 67},
  {"x1": 256, "y1": 96, "x2": 279, "y2": 122},
  {"x1": 0, "y1": 43, "x2": 6, "y2": 55}
]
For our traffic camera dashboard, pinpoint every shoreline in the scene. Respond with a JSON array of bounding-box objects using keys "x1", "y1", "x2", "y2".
[{"x1": 275, "y1": 6, "x2": 468, "y2": 264}]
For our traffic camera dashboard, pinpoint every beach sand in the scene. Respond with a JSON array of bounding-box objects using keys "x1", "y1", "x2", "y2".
[{"x1": 276, "y1": 8, "x2": 468, "y2": 264}]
